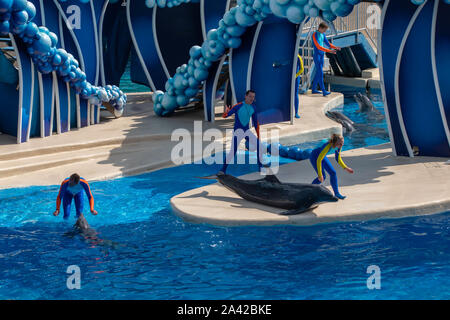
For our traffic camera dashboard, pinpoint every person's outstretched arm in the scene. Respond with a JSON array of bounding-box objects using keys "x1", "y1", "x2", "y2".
[
  {"x1": 80, "y1": 179, "x2": 97, "y2": 215},
  {"x1": 251, "y1": 106, "x2": 260, "y2": 139},
  {"x1": 324, "y1": 36, "x2": 340, "y2": 50},
  {"x1": 223, "y1": 102, "x2": 242, "y2": 118},
  {"x1": 313, "y1": 32, "x2": 335, "y2": 54},
  {"x1": 335, "y1": 148, "x2": 354, "y2": 173},
  {"x1": 54, "y1": 179, "x2": 69, "y2": 216}
]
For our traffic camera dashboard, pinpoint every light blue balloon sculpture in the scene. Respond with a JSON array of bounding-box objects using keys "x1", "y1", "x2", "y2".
[
  {"x1": 145, "y1": 0, "x2": 446, "y2": 117},
  {"x1": 0, "y1": 0, "x2": 127, "y2": 116}
]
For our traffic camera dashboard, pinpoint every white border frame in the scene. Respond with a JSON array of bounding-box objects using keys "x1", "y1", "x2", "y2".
[
  {"x1": 126, "y1": 0, "x2": 157, "y2": 91},
  {"x1": 431, "y1": 0, "x2": 450, "y2": 148},
  {"x1": 378, "y1": 0, "x2": 397, "y2": 156},
  {"x1": 246, "y1": 22, "x2": 263, "y2": 91},
  {"x1": 229, "y1": 48, "x2": 237, "y2": 105},
  {"x1": 10, "y1": 35, "x2": 27, "y2": 143},
  {"x1": 58, "y1": 9, "x2": 74, "y2": 133},
  {"x1": 52, "y1": 72, "x2": 62, "y2": 134},
  {"x1": 202, "y1": 55, "x2": 227, "y2": 122},
  {"x1": 89, "y1": 0, "x2": 100, "y2": 87},
  {"x1": 290, "y1": 21, "x2": 305, "y2": 125},
  {"x1": 99, "y1": 0, "x2": 109, "y2": 86},
  {"x1": 394, "y1": 0, "x2": 426, "y2": 157},
  {"x1": 153, "y1": 6, "x2": 171, "y2": 80},
  {"x1": 200, "y1": 0, "x2": 207, "y2": 41}
]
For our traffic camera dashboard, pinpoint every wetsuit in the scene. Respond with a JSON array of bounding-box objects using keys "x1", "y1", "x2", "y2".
[
  {"x1": 309, "y1": 142, "x2": 348, "y2": 198},
  {"x1": 295, "y1": 55, "x2": 304, "y2": 118},
  {"x1": 56, "y1": 178, "x2": 94, "y2": 219},
  {"x1": 221, "y1": 102, "x2": 262, "y2": 173},
  {"x1": 312, "y1": 31, "x2": 338, "y2": 95}
]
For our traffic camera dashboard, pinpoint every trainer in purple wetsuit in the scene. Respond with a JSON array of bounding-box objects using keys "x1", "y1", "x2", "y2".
[{"x1": 220, "y1": 90, "x2": 263, "y2": 173}]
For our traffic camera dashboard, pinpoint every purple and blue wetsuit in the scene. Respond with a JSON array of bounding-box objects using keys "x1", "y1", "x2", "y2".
[
  {"x1": 221, "y1": 102, "x2": 262, "y2": 173},
  {"x1": 56, "y1": 177, "x2": 94, "y2": 219}
]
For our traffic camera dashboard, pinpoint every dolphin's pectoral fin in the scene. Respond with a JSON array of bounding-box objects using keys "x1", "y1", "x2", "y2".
[
  {"x1": 279, "y1": 205, "x2": 318, "y2": 216},
  {"x1": 264, "y1": 175, "x2": 281, "y2": 184}
]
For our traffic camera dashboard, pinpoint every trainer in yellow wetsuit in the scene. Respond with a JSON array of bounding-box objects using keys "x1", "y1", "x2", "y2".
[{"x1": 309, "y1": 134, "x2": 354, "y2": 199}]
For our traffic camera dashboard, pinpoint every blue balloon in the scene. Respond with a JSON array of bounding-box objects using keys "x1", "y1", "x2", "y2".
[
  {"x1": 279, "y1": 146, "x2": 290, "y2": 158},
  {"x1": 0, "y1": 0, "x2": 13, "y2": 13}
]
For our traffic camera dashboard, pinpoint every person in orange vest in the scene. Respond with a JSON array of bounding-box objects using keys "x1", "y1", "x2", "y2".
[{"x1": 53, "y1": 173, "x2": 98, "y2": 220}]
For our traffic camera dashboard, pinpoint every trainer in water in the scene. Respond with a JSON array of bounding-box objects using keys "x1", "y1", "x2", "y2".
[
  {"x1": 309, "y1": 134, "x2": 354, "y2": 200},
  {"x1": 53, "y1": 174, "x2": 98, "y2": 219}
]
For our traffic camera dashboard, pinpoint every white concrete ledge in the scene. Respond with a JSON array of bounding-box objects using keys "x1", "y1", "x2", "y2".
[
  {"x1": 171, "y1": 144, "x2": 450, "y2": 227},
  {"x1": 0, "y1": 92, "x2": 344, "y2": 189},
  {"x1": 325, "y1": 68, "x2": 381, "y2": 90}
]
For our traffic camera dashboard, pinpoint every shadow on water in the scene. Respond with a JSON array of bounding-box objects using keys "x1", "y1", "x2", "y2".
[{"x1": 97, "y1": 92, "x2": 238, "y2": 179}]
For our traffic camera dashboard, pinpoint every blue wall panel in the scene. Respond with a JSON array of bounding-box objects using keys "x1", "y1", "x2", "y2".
[
  {"x1": 128, "y1": 0, "x2": 167, "y2": 91},
  {"x1": 230, "y1": 24, "x2": 258, "y2": 104},
  {"x1": 202, "y1": 0, "x2": 229, "y2": 38},
  {"x1": 14, "y1": 37, "x2": 35, "y2": 143},
  {"x1": 435, "y1": 1, "x2": 450, "y2": 129},
  {"x1": 44, "y1": 1, "x2": 71, "y2": 132},
  {"x1": 380, "y1": 0, "x2": 418, "y2": 156},
  {"x1": 156, "y1": 3, "x2": 203, "y2": 77},
  {"x1": 102, "y1": 1, "x2": 132, "y2": 86},
  {"x1": 250, "y1": 17, "x2": 296, "y2": 125},
  {"x1": 398, "y1": 0, "x2": 450, "y2": 156}
]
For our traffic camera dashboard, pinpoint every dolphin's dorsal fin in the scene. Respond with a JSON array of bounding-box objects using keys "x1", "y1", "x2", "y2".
[{"x1": 264, "y1": 175, "x2": 281, "y2": 184}]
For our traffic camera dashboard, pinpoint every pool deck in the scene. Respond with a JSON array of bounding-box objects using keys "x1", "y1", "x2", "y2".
[
  {"x1": 0, "y1": 91, "x2": 342, "y2": 189},
  {"x1": 171, "y1": 144, "x2": 450, "y2": 227}
]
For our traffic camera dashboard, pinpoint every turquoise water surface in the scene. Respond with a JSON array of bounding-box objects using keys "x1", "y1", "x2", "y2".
[{"x1": 1, "y1": 159, "x2": 448, "y2": 300}]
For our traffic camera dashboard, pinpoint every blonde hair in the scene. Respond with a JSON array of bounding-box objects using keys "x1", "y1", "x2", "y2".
[{"x1": 329, "y1": 134, "x2": 344, "y2": 147}]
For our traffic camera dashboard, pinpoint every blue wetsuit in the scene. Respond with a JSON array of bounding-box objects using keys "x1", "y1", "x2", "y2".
[
  {"x1": 56, "y1": 177, "x2": 94, "y2": 219},
  {"x1": 309, "y1": 142, "x2": 348, "y2": 198},
  {"x1": 221, "y1": 102, "x2": 262, "y2": 173},
  {"x1": 295, "y1": 56, "x2": 303, "y2": 118},
  {"x1": 312, "y1": 31, "x2": 337, "y2": 95}
]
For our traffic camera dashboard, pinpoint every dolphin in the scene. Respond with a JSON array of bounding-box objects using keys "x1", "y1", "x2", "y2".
[
  {"x1": 354, "y1": 92, "x2": 384, "y2": 116},
  {"x1": 354, "y1": 92, "x2": 375, "y2": 112},
  {"x1": 74, "y1": 214, "x2": 98, "y2": 238},
  {"x1": 326, "y1": 110, "x2": 389, "y2": 140},
  {"x1": 65, "y1": 214, "x2": 120, "y2": 249},
  {"x1": 326, "y1": 110, "x2": 355, "y2": 133},
  {"x1": 201, "y1": 172, "x2": 338, "y2": 215}
]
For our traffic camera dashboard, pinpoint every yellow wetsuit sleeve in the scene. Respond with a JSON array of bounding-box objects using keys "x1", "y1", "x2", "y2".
[
  {"x1": 296, "y1": 55, "x2": 304, "y2": 78},
  {"x1": 316, "y1": 143, "x2": 331, "y2": 179},
  {"x1": 337, "y1": 147, "x2": 348, "y2": 169}
]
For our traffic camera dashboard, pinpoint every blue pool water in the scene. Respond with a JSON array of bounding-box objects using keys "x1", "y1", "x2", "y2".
[
  {"x1": 1, "y1": 159, "x2": 449, "y2": 300},
  {"x1": 290, "y1": 86, "x2": 389, "y2": 153},
  {"x1": 119, "y1": 60, "x2": 150, "y2": 93},
  {"x1": 1, "y1": 86, "x2": 448, "y2": 300},
  {"x1": 323, "y1": 85, "x2": 389, "y2": 150}
]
